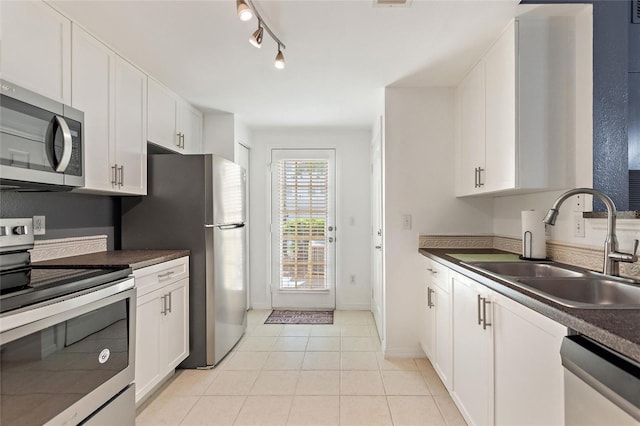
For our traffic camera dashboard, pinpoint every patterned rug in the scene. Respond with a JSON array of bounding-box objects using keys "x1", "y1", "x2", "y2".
[{"x1": 264, "y1": 310, "x2": 334, "y2": 325}]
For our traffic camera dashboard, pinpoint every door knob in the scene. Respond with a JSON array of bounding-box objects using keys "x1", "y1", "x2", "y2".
[{"x1": 328, "y1": 237, "x2": 334, "y2": 243}]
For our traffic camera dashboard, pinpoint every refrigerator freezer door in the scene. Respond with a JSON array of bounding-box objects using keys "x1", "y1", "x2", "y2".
[
  {"x1": 208, "y1": 155, "x2": 246, "y2": 226},
  {"x1": 208, "y1": 225, "x2": 247, "y2": 365}
]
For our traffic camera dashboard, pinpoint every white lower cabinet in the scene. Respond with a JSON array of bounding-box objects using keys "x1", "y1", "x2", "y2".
[
  {"x1": 443, "y1": 267, "x2": 566, "y2": 426},
  {"x1": 420, "y1": 258, "x2": 453, "y2": 390},
  {"x1": 492, "y1": 291, "x2": 565, "y2": 425},
  {"x1": 452, "y1": 272, "x2": 494, "y2": 426},
  {"x1": 134, "y1": 257, "x2": 189, "y2": 405}
]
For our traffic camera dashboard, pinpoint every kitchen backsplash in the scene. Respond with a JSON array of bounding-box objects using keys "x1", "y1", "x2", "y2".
[
  {"x1": 419, "y1": 234, "x2": 640, "y2": 279},
  {"x1": 30, "y1": 235, "x2": 108, "y2": 262}
]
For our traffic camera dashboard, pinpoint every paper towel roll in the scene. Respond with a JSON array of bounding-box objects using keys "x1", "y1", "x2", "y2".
[{"x1": 521, "y1": 210, "x2": 546, "y2": 259}]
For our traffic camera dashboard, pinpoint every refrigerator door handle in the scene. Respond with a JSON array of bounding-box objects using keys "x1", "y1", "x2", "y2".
[{"x1": 205, "y1": 224, "x2": 246, "y2": 230}]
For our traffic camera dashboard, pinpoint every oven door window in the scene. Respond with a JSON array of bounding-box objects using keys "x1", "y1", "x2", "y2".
[{"x1": 0, "y1": 299, "x2": 130, "y2": 426}]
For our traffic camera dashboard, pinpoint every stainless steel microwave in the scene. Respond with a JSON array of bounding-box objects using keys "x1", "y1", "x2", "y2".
[{"x1": 0, "y1": 80, "x2": 84, "y2": 190}]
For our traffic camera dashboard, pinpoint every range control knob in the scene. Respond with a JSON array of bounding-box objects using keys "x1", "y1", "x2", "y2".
[{"x1": 12, "y1": 225, "x2": 28, "y2": 235}]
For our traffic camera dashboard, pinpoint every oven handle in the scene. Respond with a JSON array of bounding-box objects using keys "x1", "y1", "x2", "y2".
[{"x1": 0, "y1": 277, "x2": 135, "y2": 337}]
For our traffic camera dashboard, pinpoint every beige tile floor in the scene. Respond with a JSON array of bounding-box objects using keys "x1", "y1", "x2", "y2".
[{"x1": 136, "y1": 310, "x2": 466, "y2": 426}]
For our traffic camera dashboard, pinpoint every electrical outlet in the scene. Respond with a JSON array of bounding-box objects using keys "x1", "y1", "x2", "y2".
[
  {"x1": 573, "y1": 213, "x2": 585, "y2": 238},
  {"x1": 33, "y1": 216, "x2": 45, "y2": 235},
  {"x1": 402, "y1": 214, "x2": 412, "y2": 230},
  {"x1": 574, "y1": 194, "x2": 585, "y2": 212}
]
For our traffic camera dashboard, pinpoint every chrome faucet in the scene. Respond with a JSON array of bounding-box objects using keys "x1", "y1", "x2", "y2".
[{"x1": 543, "y1": 188, "x2": 638, "y2": 276}]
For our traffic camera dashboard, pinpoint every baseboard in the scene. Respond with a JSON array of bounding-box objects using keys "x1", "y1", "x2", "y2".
[
  {"x1": 250, "y1": 303, "x2": 272, "y2": 310},
  {"x1": 336, "y1": 303, "x2": 371, "y2": 311},
  {"x1": 383, "y1": 346, "x2": 426, "y2": 358}
]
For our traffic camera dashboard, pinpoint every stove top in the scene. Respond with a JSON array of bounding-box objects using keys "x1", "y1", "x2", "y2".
[{"x1": 0, "y1": 266, "x2": 132, "y2": 314}]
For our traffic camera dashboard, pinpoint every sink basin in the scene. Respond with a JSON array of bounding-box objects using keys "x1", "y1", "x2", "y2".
[
  {"x1": 464, "y1": 261, "x2": 586, "y2": 278},
  {"x1": 516, "y1": 277, "x2": 640, "y2": 309},
  {"x1": 463, "y1": 261, "x2": 640, "y2": 309}
]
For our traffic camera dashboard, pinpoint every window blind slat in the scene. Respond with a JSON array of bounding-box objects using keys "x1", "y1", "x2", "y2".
[{"x1": 278, "y1": 159, "x2": 329, "y2": 290}]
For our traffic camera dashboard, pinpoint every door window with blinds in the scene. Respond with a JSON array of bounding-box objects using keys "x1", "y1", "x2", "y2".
[{"x1": 271, "y1": 149, "x2": 336, "y2": 309}]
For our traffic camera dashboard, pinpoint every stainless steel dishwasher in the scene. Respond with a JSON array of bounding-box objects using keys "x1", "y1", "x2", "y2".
[{"x1": 561, "y1": 335, "x2": 640, "y2": 425}]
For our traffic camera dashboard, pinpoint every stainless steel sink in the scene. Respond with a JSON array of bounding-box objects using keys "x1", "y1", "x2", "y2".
[
  {"x1": 516, "y1": 277, "x2": 640, "y2": 309},
  {"x1": 463, "y1": 261, "x2": 640, "y2": 309},
  {"x1": 464, "y1": 261, "x2": 586, "y2": 278}
]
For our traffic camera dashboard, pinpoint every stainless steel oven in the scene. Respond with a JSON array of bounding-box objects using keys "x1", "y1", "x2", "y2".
[
  {"x1": 1, "y1": 279, "x2": 136, "y2": 425},
  {"x1": 0, "y1": 79, "x2": 84, "y2": 190},
  {"x1": 0, "y1": 218, "x2": 135, "y2": 425}
]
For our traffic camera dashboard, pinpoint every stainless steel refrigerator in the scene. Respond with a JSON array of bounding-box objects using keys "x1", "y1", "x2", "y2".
[{"x1": 121, "y1": 154, "x2": 247, "y2": 368}]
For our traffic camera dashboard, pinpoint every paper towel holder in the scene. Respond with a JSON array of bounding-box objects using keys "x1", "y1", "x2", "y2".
[{"x1": 520, "y1": 230, "x2": 548, "y2": 261}]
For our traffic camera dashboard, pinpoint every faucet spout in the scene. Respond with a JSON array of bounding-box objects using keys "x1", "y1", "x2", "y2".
[{"x1": 545, "y1": 188, "x2": 620, "y2": 276}]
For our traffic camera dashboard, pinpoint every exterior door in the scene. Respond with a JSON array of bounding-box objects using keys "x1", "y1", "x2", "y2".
[
  {"x1": 270, "y1": 149, "x2": 336, "y2": 309},
  {"x1": 371, "y1": 117, "x2": 384, "y2": 339}
]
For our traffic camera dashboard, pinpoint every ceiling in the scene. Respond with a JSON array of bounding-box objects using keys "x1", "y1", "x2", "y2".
[{"x1": 51, "y1": 0, "x2": 528, "y2": 129}]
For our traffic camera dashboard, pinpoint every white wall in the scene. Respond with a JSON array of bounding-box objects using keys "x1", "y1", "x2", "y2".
[
  {"x1": 383, "y1": 87, "x2": 494, "y2": 356},
  {"x1": 249, "y1": 128, "x2": 372, "y2": 310},
  {"x1": 202, "y1": 112, "x2": 235, "y2": 160}
]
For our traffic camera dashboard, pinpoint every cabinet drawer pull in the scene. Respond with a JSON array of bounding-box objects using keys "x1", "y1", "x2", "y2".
[{"x1": 157, "y1": 271, "x2": 175, "y2": 280}]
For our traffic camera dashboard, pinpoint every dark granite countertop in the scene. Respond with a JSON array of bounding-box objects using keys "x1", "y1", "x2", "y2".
[
  {"x1": 34, "y1": 250, "x2": 190, "y2": 270},
  {"x1": 419, "y1": 248, "x2": 640, "y2": 364}
]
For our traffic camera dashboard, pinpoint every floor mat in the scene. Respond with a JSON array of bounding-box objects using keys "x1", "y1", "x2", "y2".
[{"x1": 264, "y1": 310, "x2": 334, "y2": 324}]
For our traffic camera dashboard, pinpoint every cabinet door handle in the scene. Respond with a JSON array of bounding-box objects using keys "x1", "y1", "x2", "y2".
[
  {"x1": 161, "y1": 294, "x2": 167, "y2": 315},
  {"x1": 181, "y1": 133, "x2": 185, "y2": 148},
  {"x1": 111, "y1": 165, "x2": 118, "y2": 186},
  {"x1": 478, "y1": 167, "x2": 485, "y2": 187},
  {"x1": 482, "y1": 297, "x2": 491, "y2": 329},
  {"x1": 474, "y1": 167, "x2": 478, "y2": 188},
  {"x1": 119, "y1": 166, "x2": 124, "y2": 187},
  {"x1": 167, "y1": 291, "x2": 172, "y2": 313},
  {"x1": 427, "y1": 287, "x2": 435, "y2": 308},
  {"x1": 477, "y1": 294, "x2": 483, "y2": 325},
  {"x1": 176, "y1": 132, "x2": 182, "y2": 147}
]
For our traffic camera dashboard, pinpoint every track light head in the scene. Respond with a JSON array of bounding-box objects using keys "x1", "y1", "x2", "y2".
[
  {"x1": 274, "y1": 46, "x2": 285, "y2": 69},
  {"x1": 237, "y1": 0, "x2": 253, "y2": 21},
  {"x1": 249, "y1": 22, "x2": 264, "y2": 48}
]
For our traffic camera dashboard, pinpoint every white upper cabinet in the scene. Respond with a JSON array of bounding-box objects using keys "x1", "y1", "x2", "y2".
[
  {"x1": 456, "y1": 62, "x2": 486, "y2": 195},
  {"x1": 456, "y1": 17, "x2": 574, "y2": 196},
  {"x1": 147, "y1": 78, "x2": 203, "y2": 154},
  {"x1": 1, "y1": 1, "x2": 71, "y2": 104},
  {"x1": 113, "y1": 57, "x2": 147, "y2": 195},
  {"x1": 71, "y1": 26, "x2": 115, "y2": 193},
  {"x1": 72, "y1": 25, "x2": 146, "y2": 195},
  {"x1": 180, "y1": 103, "x2": 204, "y2": 154}
]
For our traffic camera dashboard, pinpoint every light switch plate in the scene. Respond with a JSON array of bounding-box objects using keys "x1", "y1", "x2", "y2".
[{"x1": 402, "y1": 214, "x2": 412, "y2": 230}]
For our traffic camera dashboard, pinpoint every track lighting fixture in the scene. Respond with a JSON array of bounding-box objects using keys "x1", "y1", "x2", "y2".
[
  {"x1": 274, "y1": 45, "x2": 285, "y2": 69},
  {"x1": 249, "y1": 20, "x2": 264, "y2": 48},
  {"x1": 236, "y1": 0, "x2": 287, "y2": 69},
  {"x1": 237, "y1": 0, "x2": 253, "y2": 22}
]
